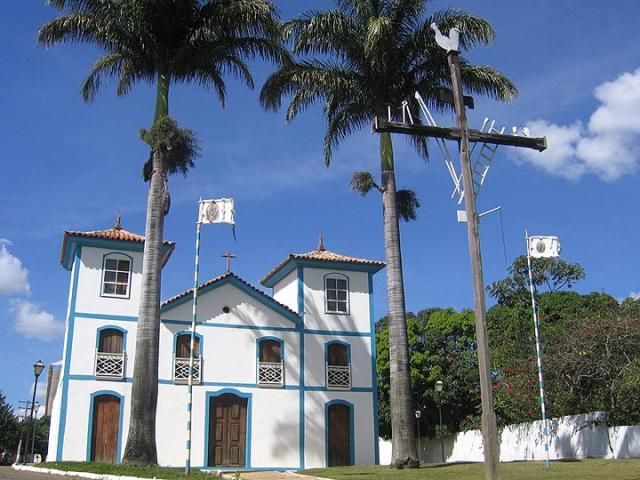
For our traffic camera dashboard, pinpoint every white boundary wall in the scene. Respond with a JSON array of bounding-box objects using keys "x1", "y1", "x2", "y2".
[{"x1": 379, "y1": 413, "x2": 640, "y2": 464}]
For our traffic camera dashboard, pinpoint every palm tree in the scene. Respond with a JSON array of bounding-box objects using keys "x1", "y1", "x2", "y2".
[
  {"x1": 38, "y1": 0, "x2": 284, "y2": 464},
  {"x1": 260, "y1": 0, "x2": 516, "y2": 467}
]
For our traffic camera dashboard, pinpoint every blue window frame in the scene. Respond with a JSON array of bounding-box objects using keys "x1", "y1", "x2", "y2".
[
  {"x1": 101, "y1": 253, "x2": 132, "y2": 299},
  {"x1": 325, "y1": 273, "x2": 349, "y2": 314},
  {"x1": 256, "y1": 336, "x2": 285, "y2": 387}
]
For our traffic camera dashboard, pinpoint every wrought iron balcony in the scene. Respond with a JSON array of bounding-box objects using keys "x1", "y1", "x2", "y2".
[
  {"x1": 257, "y1": 361, "x2": 284, "y2": 387},
  {"x1": 95, "y1": 351, "x2": 126, "y2": 380},
  {"x1": 326, "y1": 364, "x2": 351, "y2": 389},
  {"x1": 173, "y1": 356, "x2": 201, "y2": 384}
]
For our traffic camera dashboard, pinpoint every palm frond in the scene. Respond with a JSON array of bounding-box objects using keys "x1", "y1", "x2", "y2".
[
  {"x1": 350, "y1": 171, "x2": 380, "y2": 196},
  {"x1": 460, "y1": 63, "x2": 518, "y2": 102},
  {"x1": 396, "y1": 189, "x2": 420, "y2": 222},
  {"x1": 80, "y1": 53, "x2": 124, "y2": 102}
]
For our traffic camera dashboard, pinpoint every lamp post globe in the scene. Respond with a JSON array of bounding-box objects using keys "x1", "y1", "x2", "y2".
[
  {"x1": 435, "y1": 380, "x2": 443, "y2": 392},
  {"x1": 33, "y1": 360, "x2": 45, "y2": 378}
]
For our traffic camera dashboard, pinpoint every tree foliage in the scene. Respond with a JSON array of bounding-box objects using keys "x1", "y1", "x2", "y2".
[
  {"x1": 377, "y1": 262, "x2": 640, "y2": 436},
  {"x1": 487, "y1": 256, "x2": 585, "y2": 306},
  {"x1": 0, "y1": 394, "x2": 49, "y2": 460},
  {"x1": 0, "y1": 392, "x2": 19, "y2": 453},
  {"x1": 377, "y1": 308, "x2": 481, "y2": 439},
  {"x1": 350, "y1": 171, "x2": 420, "y2": 221}
]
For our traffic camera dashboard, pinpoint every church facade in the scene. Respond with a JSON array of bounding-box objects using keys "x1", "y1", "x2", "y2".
[{"x1": 47, "y1": 225, "x2": 384, "y2": 470}]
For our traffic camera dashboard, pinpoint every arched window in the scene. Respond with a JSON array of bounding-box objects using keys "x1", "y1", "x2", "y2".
[
  {"x1": 326, "y1": 341, "x2": 351, "y2": 390},
  {"x1": 95, "y1": 327, "x2": 126, "y2": 380},
  {"x1": 173, "y1": 333, "x2": 201, "y2": 384},
  {"x1": 101, "y1": 253, "x2": 132, "y2": 298},
  {"x1": 325, "y1": 274, "x2": 349, "y2": 314},
  {"x1": 257, "y1": 337, "x2": 284, "y2": 387}
]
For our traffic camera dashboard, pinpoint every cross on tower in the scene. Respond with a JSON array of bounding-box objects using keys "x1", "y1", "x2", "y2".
[{"x1": 221, "y1": 251, "x2": 236, "y2": 273}]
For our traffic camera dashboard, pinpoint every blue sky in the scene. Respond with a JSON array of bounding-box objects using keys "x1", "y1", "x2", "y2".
[{"x1": 1, "y1": 0, "x2": 639, "y2": 409}]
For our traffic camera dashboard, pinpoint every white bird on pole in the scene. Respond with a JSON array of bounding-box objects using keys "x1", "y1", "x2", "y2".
[{"x1": 431, "y1": 22, "x2": 460, "y2": 53}]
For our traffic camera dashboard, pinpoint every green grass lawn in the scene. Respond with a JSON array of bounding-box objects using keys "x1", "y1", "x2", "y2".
[
  {"x1": 302, "y1": 459, "x2": 640, "y2": 480},
  {"x1": 38, "y1": 462, "x2": 222, "y2": 478}
]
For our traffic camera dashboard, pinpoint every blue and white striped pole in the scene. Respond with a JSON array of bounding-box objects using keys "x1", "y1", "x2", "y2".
[
  {"x1": 185, "y1": 206, "x2": 202, "y2": 475},
  {"x1": 525, "y1": 231, "x2": 550, "y2": 468}
]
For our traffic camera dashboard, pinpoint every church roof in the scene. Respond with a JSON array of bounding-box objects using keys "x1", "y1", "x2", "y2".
[
  {"x1": 60, "y1": 223, "x2": 175, "y2": 270},
  {"x1": 260, "y1": 235, "x2": 385, "y2": 287},
  {"x1": 161, "y1": 271, "x2": 301, "y2": 323}
]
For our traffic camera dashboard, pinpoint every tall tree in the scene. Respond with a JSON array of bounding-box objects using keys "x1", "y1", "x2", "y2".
[
  {"x1": 260, "y1": 0, "x2": 515, "y2": 466},
  {"x1": 38, "y1": 0, "x2": 284, "y2": 464},
  {"x1": 488, "y1": 256, "x2": 585, "y2": 307}
]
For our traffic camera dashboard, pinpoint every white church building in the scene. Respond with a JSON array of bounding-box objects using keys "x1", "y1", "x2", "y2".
[{"x1": 48, "y1": 223, "x2": 384, "y2": 470}]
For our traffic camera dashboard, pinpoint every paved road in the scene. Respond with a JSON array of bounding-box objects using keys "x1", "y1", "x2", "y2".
[{"x1": 0, "y1": 467, "x2": 85, "y2": 480}]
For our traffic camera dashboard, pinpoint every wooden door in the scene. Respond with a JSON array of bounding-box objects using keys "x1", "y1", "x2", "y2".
[
  {"x1": 176, "y1": 334, "x2": 199, "y2": 358},
  {"x1": 328, "y1": 403, "x2": 351, "y2": 466},
  {"x1": 327, "y1": 343, "x2": 348, "y2": 366},
  {"x1": 209, "y1": 394, "x2": 247, "y2": 467},
  {"x1": 90, "y1": 395, "x2": 120, "y2": 463},
  {"x1": 259, "y1": 339, "x2": 280, "y2": 363},
  {"x1": 99, "y1": 329, "x2": 123, "y2": 353}
]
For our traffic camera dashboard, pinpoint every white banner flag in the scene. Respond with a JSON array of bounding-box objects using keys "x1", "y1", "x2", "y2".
[
  {"x1": 198, "y1": 198, "x2": 235, "y2": 225},
  {"x1": 528, "y1": 235, "x2": 561, "y2": 258}
]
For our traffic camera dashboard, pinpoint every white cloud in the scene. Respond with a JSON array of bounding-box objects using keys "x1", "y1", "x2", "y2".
[
  {"x1": 10, "y1": 300, "x2": 64, "y2": 341},
  {"x1": 0, "y1": 239, "x2": 30, "y2": 296},
  {"x1": 513, "y1": 68, "x2": 640, "y2": 181},
  {"x1": 630, "y1": 292, "x2": 640, "y2": 300}
]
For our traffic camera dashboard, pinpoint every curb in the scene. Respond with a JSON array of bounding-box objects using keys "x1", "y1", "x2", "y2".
[
  {"x1": 12, "y1": 465, "x2": 166, "y2": 480},
  {"x1": 10, "y1": 464, "x2": 231, "y2": 480}
]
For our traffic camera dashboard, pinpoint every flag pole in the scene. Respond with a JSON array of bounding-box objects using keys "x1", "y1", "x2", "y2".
[
  {"x1": 185, "y1": 202, "x2": 202, "y2": 475},
  {"x1": 525, "y1": 231, "x2": 550, "y2": 469}
]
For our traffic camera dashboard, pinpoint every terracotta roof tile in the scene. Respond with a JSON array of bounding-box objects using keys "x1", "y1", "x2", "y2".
[
  {"x1": 60, "y1": 227, "x2": 175, "y2": 267},
  {"x1": 261, "y1": 247, "x2": 385, "y2": 285},
  {"x1": 64, "y1": 227, "x2": 175, "y2": 245},
  {"x1": 161, "y1": 272, "x2": 300, "y2": 318}
]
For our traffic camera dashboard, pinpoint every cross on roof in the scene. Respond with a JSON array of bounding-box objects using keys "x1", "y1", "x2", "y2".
[{"x1": 221, "y1": 251, "x2": 236, "y2": 273}]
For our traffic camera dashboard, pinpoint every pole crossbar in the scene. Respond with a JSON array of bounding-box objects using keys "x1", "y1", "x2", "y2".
[{"x1": 372, "y1": 117, "x2": 547, "y2": 152}]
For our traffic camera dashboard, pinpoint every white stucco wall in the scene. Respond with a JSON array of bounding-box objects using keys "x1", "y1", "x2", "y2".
[
  {"x1": 52, "y1": 243, "x2": 378, "y2": 468},
  {"x1": 67, "y1": 317, "x2": 137, "y2": 377},
  {"x1": 378, "y1": 413, "x2": 640, "y2": 464},
  {"x1": 154, "y1": 385, "x2": 301, "y2": 469},
  {"x1": 273, "y1": 269, "x2": 298, "y2": 312},
  {"x1": 57, "y1": 380, "x2": 131, "y2": 462},
  {"x1": 301, "y1": 268, "x2": 371, "y2": 333},
  {"x1": 162, "y1": 283, "x2": 295, "y2": 331},
  {"x1": 74, "y1": 247, "x2": 143, "y2": 317},
  {"x1": 303, "y1": 333, "x2": 372, "y2": 389},
  {"x1": 304, "y1": 391, "x2": 376, "y2": 468}
]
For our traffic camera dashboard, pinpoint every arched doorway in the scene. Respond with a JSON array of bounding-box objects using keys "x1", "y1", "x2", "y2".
[
  {"x1": 90, "y1": 394, "x2": 121, "y2": 463},
  {"x1": 327, "y1": 401, "x2": 353, "y2": 466},
  {"x1": 208, "y1": 393, "x2": 248, "y2": 467}
]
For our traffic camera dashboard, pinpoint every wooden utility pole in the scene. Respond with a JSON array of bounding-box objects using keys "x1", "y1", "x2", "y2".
[
  {"x1": 448, "y1": 50, "x2": 500, "y2": 480},
  {"x1": 372, "y1": 27, "x2": 546, "y2": 480}
]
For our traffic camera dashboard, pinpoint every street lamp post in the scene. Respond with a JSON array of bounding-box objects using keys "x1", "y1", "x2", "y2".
[
  {"x1": 435, "y1": 380, "x2": 445, "y2": 463},
  {"x1": 30, "y1": 402, "x2": 40, "y2": 462},
  {"x1": 415, "y1": 410, "x2": 422, "y2": 461},
  {"x1": 27, "y1": 360, "x2": 45, "y2": 464}
]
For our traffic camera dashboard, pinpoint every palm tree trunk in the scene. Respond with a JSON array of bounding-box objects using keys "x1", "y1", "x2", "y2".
[
  {"x1": 123, "y1": 73, "x2": 169, "y2": 465},
  {"x1": 380, "y1": 132, "x2": 418, "y2": 467}
]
